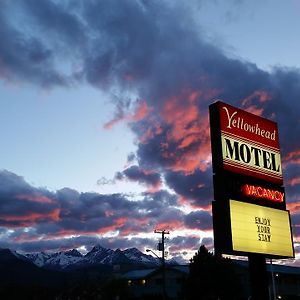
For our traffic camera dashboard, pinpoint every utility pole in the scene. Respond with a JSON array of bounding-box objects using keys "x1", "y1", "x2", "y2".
[{"x1": 155, "y1": 229, "x2": 169, "y2": 299}]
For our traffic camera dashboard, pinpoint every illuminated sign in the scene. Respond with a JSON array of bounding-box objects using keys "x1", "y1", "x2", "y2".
[
  {"x1": 242, "y1": 184, "x2": 284, "y2": 203},
  {"x1": 213, "y1": 172, "x2": 286, "y2": 210},
  {"x1": 209, "y1": 101, "x2": 283, "y2": 184},
  {"x1": 210, "y1": 101, "x2": 293, "y2": 259},
  {"x1": 230, "y1": 200, "x2": 294, "y2": 257}
]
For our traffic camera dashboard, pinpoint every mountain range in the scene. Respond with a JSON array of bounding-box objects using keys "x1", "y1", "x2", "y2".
[{"x1": 2, "y1": 244, "x2": 176, "y2": 271}]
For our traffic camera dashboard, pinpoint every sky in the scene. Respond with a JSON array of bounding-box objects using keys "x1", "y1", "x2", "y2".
[{"x1": 1, "y1": 0, "x2": 300, "y2": 264}]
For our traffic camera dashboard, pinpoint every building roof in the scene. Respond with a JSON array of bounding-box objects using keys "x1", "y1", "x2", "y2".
[
  {"x1": 122, "y1": 261, "x2": 300, "y2": 280},
  {"x1": 122, "y1": 265, "x2": 189, "y2": 280},
  {"x1": 122, "y1": 268, "x2": 157, "y2": 280},
  {"x1": 233, "y1": 259, "x2": 300, "y2": 275}
]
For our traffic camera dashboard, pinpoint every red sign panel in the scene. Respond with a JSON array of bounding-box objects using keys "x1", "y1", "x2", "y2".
[{"x1": 210, "y1": 101, "x2": 283, "y2": 184}]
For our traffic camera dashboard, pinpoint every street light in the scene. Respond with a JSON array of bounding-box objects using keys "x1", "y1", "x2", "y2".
[
  {"x1": 146, "y1": 248, "x2": 167, "y2": 299},
  {"x1": 146, "y1": 249, "x2": 161, "y2": 261}
]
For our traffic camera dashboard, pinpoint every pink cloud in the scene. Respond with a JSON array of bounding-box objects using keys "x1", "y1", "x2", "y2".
[
  {"x1": 283, "y1": 150, "x2": 300, "y2": 165},
  {"x1": 287, "y1": 201, "x2": 300, "y2": 214},
  {"x1": 155, "y1": 220, "x2": 184, "y2": 231},
  {"x1": 287, "y1": 177, "x2": 300, "y2": 187},
  {"x1": 104, "y1": 100, "x2": 151, "y2": 129},
  {"x1": 158, "y1": 91, "x2": 211, "y2": 174},
  {"x1": 1, "y1": 208, "x2": 60, "y2": 227},
  {"x1": 240, "y1": 90, "x2": 273, "y2": 116},
  {"x1": 15, "y1": 194, "x2": 54, "y2": 204},
  {"x1": 241, "y1": 90, "x2": 272, "y2": 105}
]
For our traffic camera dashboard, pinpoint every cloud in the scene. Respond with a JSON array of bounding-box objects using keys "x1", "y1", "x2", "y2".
[
  {"x1": 169, "y1": 236, "x2": 201, "y2": 253},
  {"x1": 165, "y1": 170, "x2": 213, "y2": 208},
  {"x1": 0, "y1": 170, "x2": 204, "y2": 254},
  {"x1": 0, "y1": 1, "x2": 71, "y2": 86},
  {"x1": 0, "y1": 170, "x2": 59, "y2": 227},
  {"x1": 115, "y1": 165, "x2": 161, "y2": 190},
  {"x1": 184, "y1": 210, "x2": 212, "y2": 231},
  {"x1": 1, "y1": 1, "x2": 300, "y2": 176}
]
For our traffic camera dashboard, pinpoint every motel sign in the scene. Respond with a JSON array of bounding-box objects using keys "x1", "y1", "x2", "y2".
[{"x1": 209, "y1": 101, "x2": 294, "y2": 258}]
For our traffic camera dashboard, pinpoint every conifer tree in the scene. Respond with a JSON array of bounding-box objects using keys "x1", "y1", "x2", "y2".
[{"x1": 186, "y1": 245, "x2": 242, "y2": 300}]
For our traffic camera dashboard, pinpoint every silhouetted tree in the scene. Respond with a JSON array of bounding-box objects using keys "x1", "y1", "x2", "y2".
[{"x1": 186, "y1": 245, "x2": 242, "y2": 300}]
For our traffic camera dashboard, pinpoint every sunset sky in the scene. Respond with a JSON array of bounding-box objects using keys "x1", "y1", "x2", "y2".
[{"x1": 1, "y1": 0, "x2": 300, "y2": 264}]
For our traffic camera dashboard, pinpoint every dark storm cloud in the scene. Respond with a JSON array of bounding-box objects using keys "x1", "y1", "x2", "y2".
[
  {"x1": 0, "y1": 234, "x2": 133, "y2": 253},
  {"x1": 292, "y1": 227, "x2": 300, "y2": 239},
  {"x1": 165, "y1": 170, "x2": 213, "y2": 208},
  {"x1": 0, "y1": 170, "x2": 188, "y2": 251},
  {"x1": 0, "y1": 0, "x2": 170, "y2": 89},
  {"x1": 134, "y1": 124, "x2": 173, "y2": 170},
  {"x1": 268, "y1": 68, "x2": 300, "y2": 153},
  {"x1": 169, "y1": 236, "x2": 201, "y2": 251},
  {"x1": 105, "y1": 237, "x2": 156, "y2": 252},
  {"x1": 283, "y1": 163, "x2": 300, "y2": 204},
  {"x1": 0, "y1": 2, "x2": 70, "y2": 87},
  {"x1": 141, "y1": 190, "x2": 179, "y2": 218},
  {"x1": 20, "y1": 0, "x2": 86, "y2": 46},
  {"x1": 0, "y1": 233, "x2": 169, "y2": 254},
  {"x1": 201, "y1": 237, "x2": 214, "y2": 249},
  {"x1": 184, "y1": 210, "x2": 212, "y2": 231},
  {"x1": 81, "y1": 0, "x2": 160, "y2": 88},
  {"x1": 0, "y1": 170, "x2": 58, "y2": 226},
  {"x1": 1, "y1": 1, "x2": 300, "y2": 178},
  {"x1": 168, "y1": 236, "x2": 202, "y2": 263},
  {"x1": 0, "y1": 169, "x2": 36, "y2": 195},
  {"x1": 1, "y1": 0, "x2": 300, "y2": 127},
  {"x1": 0, "y1": 235, "x2": 98, "y2": 253},
  {"x1": 127, "y1": 152, "x2": 136, "y2": 164},
  {"x1": 115, "y1": 165, "x2": 161, "y2": 187},
  {"x1": 291, "y1": 214, "x2": 300, "y2": 234}
]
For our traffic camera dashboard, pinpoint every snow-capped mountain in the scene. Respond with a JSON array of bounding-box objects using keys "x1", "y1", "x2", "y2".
[
  {"x1": 25, "y1": 252, "x2": 53, "y2": 267},
  {"x1": 123, "y1": 247, "x2": 160, "y2": 265},
  {"x1": 23, "y1": 245, "x2": 170, "y2": 270},
  {"x1": 43, "y1": 250, "x2": 83, "y2": 269},
  {"x1": 84, "y1": 244, "x2": 114, "y2": 264}
]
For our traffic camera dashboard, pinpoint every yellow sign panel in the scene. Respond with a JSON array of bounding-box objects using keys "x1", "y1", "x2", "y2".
[{"x1": 230, "y1": 200, "x2": 294, "y2": 257}]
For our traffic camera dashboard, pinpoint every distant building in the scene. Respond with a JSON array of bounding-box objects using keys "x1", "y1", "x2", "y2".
[
  {"x1": 121, "y1": 261, "x2": 300, "y2": 299},
  {"x1": 233, "y1": 260, "x2": 300, "y2": 299},
  {"x1": 122, "y1": 265, "x2": 189, "y2": 299}
]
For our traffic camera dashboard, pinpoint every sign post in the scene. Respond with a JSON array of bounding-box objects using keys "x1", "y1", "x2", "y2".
[
  {"x1": 248, "y1": 254, "x2": 269, "y2": 300},
  {"x1": 209, "y1": 101, "x2": 294, "y2": 300}
]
